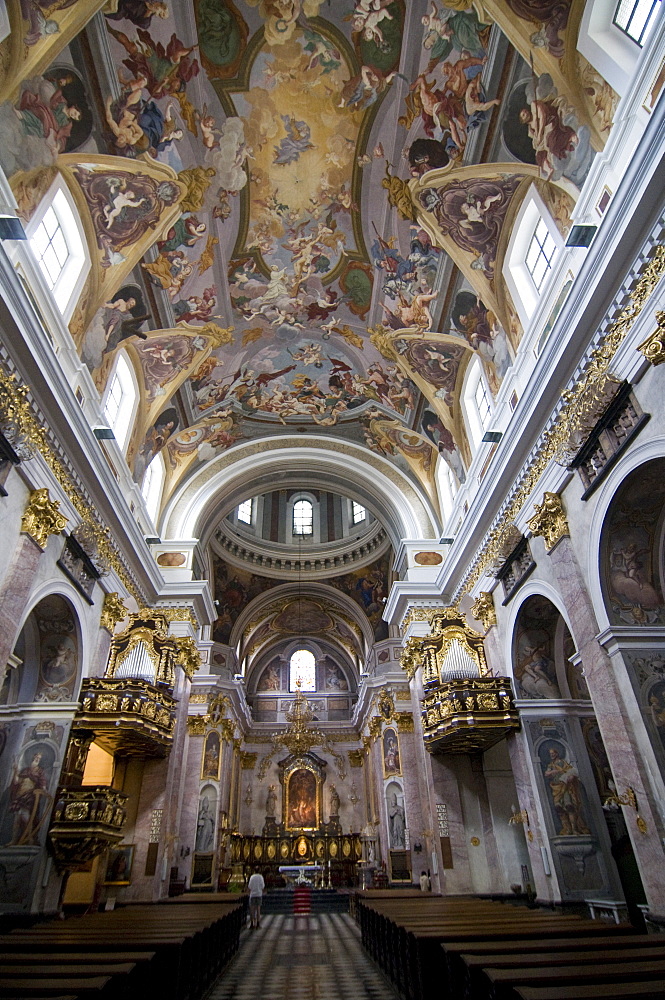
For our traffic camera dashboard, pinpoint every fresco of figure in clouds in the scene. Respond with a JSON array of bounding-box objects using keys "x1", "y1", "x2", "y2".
[
  {"x1": 504, "y1": 0, "x2": 571, "y2": 60},
  {"x1": 107, "y1": 25, "x2": 199, "y2": 103},
  {"x1": 421, "y1": 3, "x2": 491, "y2": 66},
  {"x1": 106, "y1": 0, "x2": 169, "y2": 30},
  {"x1": 421, "y1": 409, "x2": 466, "y2": 484},
  {"x1": 520, "y1": 73, "x2": 593, "y2": 187},
  {"x1": 0, "y1": 70, "x2": 93, "y2": 177},
  {"x1": 81, "y1": 285, "x2": 150, "y2": 374},
  {"x1": 451, "y1": 290, "x2": 512, "y2": 382},
  {"x1": 134, "y1": 406, "x2": 180, "y2": 482}
]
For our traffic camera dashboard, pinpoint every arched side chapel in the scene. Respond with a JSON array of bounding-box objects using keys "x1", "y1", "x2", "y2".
[{"x1": 0, "y1": 0, "x2": 663, "y2": 930}]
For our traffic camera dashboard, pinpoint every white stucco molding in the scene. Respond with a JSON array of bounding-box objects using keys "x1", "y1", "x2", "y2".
[{"x1": 162, "y1": 436, "x2": 439, "y2": 546}]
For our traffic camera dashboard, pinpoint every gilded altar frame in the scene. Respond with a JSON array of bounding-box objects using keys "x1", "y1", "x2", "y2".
[{"x1": 281, "y1": 753, "x2": 325, "y2": 831}]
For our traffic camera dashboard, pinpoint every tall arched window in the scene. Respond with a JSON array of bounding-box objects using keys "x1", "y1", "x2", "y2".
[
  {"x1": 26, "y1": 177, "x2": 90, "y2": 322},
  {"x1": 102, "y1": 353, "x2": 138, "y2": 452},
  {"x1": 289, "y1": 649, "x2": 316, "y2": 691},
  {"x1": 142, "y1": 452, "x2": 165, "y2": 525},
  {"x1": 293, "y1": 499, "x2": 313, "y2": 535},
  {"x1": 437, "y1": 459, "x2": 457, "y2": 524},
  {"x1": 505, "y1": 186, "x2": 563, "y2": 326},
  {"x1": 463, "y1": 357, "x2": 492, "y2": 452}
]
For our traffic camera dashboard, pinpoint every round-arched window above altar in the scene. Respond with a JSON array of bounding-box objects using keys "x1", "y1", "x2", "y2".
[{"x1": 289, "y1": 649, "x2": 316, "y2": 692}]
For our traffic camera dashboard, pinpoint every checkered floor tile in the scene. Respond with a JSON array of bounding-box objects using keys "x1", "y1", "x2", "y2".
[{"x1": 206, "y1": 913, "x2": 401, "y2": 1000}]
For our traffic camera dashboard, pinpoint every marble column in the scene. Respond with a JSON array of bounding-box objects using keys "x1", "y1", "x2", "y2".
[
  {"x1": 0, "y1": 534, "x2": 43, "y2": 683},
  {"x1": 545, "y1": 534, "x2": 665, "y2": 908}
]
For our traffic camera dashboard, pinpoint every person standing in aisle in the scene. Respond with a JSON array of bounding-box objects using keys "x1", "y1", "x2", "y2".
[{"x1": 247, "y1": 869, "x2": 265, "y2": 929}]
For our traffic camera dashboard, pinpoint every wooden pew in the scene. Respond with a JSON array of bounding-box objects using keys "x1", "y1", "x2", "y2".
[
  {"x1": 0, "y1": 900, "x2": 242, "y2": 1000},
  {"x1": 355, "y1": 894, "x2": 640, "y2": 1000},
  {"x1": 514, "y1": 983, "x2": 665, "y2": 1000},
  {"x1": 483, "y1": 958, "x2": 665, "y2": 1000},
  {"x1": 442, "y1": 934, "x2": 663, "y2": 997},
  {"x1": 459, "y1": 945, "x2": 665, "y2": 1000}
]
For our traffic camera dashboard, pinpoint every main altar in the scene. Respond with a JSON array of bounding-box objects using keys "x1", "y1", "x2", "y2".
[{"x1": 229, "y1": 687, "x2": 363, "y2": 886}]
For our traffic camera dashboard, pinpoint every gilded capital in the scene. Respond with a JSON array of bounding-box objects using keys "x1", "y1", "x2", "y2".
[
  {"x1": 240, "y1": 752, "x2": 257, "y2": 769},
  {"x1": 176, "y1": 636, "x2": 201, "y2": 679},
  {"x1": 527, "y1": 492, "x2": 569, "y2": 551},
  {"x1": 21, "y1": 488, "x2": 68, "y2": 549},
  {"x1": 348, "y1": 749, "x2": 364, "y2": 768},
  {"x1": 637, "y1": 311, "x2": 665, "y2": 366},
  {"x1": 187, "y1": 716, "x2": 206, "y2": 736},
  {"x1": 401, "y1": 636, "x2": 423, "y2": 679},
  {"x1": 100, "y1": 592, "x2": 128, "y2": 633},
  {"x1": 396, "y1": 711, "x2": 415, "y2": 733},
  {"x1": 470, "y1": 592, "x2": 497, "y2": 630}
]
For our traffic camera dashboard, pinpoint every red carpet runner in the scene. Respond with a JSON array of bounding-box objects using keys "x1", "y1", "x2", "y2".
[{"x1": 293, "y1": 886, "x2": 311, "y2": 915}]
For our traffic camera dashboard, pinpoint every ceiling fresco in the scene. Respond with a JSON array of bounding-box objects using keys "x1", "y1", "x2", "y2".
[{"x1": 0, "y1": 0, "x2": 619, "y2": 514}]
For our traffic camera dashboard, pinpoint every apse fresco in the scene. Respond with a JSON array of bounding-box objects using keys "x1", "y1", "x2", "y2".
[{"x1": 0, "y1": 0, "x2": 618, "y2": 507}]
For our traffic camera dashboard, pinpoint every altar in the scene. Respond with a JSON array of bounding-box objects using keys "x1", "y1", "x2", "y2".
[{"x1": 278, "y1": 864, "x2": 322, "y2": 886}]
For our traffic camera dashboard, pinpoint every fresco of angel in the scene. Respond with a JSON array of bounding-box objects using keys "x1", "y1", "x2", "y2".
[
  {"x1": 422, "y1": 4, "x2": 491, "y2": 66},
  {"x1": 143, "y1": 250, "x2": 193, "y2": 298},
  {"x1": 273, "y1": 115, "x2": 315, "y2": 165},
  {"x1": 108, "y1": 26, "x2": 200, "y2": 100},
  {"x1": 173, "y1": 287, "x2": 218, "y2": 324},
  {"x1": 348, "y1": 0, "x2": 395, "y2": 49}
]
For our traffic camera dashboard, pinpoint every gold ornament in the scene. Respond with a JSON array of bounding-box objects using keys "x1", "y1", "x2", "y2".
[
  {"x1": 100, "y1": 592, "x2": 128, "y2": 633},
  {"x1": 176, "y1": 636, "x2": 201, "y2": 679},
  {"x1": 187, "y1": 716, "x2": 207, "y2": 736},
  {"x1": 348, "y1": 749, "x2": 364, "y2": 768},
  {"x1": 21, "y1": 488, "x2": 68, "y2": 549},
  {"x1": 527, "y1": 492, "x2": 570, "y2": 552},
  {"x1": 240, "y1": 752, "x2": 257, "y2": 769},
  {"x1": 470, "y1": 592, "x2": 497, "y2": 629},
  {"x1": 637, "y1": 311, "x2": 665, "y2": 365},
  {"x1": 382, "y1": 164, "x2": 417, "y2": 222},
  {"x1": 396, "y1": 712, "x2": 415, "y2": 733},
  {"x1": 456, "y1": 244, "x2": 665, "y2": 600},
  {"x1": 401, "y1": 636, "x2": 423, "y2": 680},
  {"x1": 0, "y1": 369, "x2": 142, "y2": 601}
]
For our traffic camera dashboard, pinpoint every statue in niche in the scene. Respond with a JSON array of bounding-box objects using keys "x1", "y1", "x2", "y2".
[
  {"x1": 387, "y1": 784, "x2": 406, "y2": 849},
  {"x1": 329, "y1": 784, "x2": 340, "y2": 817},
  {"x1": 195, "y1": 795, "x2": 215, "y2": 851},
  {"x1": 266, "y1": 784, "x2": 277, "y2": 817}
]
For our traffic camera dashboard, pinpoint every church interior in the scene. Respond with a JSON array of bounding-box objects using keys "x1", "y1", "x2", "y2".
[{"x1": 0, "y1": 0, "x2": 665, "y2": 995}]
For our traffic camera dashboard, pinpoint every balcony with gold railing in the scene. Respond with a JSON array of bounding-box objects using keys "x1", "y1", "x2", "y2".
[
  {"x1": 402, "y1": 609, "x2": 520, "y2": 755},
  {"x1": 49, "y1": 785, "x2": 128, "y2": 871},
  {"x1": 422, "y1": 676, "x2": 519, "y2": 754},
  {"x1": 76, "y1": 677, "x2": 177, "y2": 756}
]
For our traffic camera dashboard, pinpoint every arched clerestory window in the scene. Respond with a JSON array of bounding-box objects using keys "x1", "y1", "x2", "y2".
[{"x1": 289, "y1": 648, "x2": 316, "y2": 691}]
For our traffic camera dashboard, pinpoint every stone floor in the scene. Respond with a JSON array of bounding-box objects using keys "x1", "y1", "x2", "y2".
[{"x1": 206, "y1": 913, "x2": 401, "y2": 1000}]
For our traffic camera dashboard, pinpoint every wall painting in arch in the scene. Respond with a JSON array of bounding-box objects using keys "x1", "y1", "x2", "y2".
[
  {"x1": 513, "y1": 595, "x2": 561, "y2": 699},
  {"x1": 601, "y1": 459, "x2": 665, "y2": 626},
  {"x1": 625, "y1": 650, "x2": 665, "y2": 782}
]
